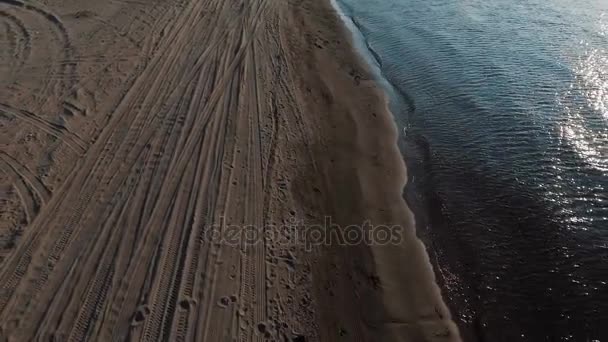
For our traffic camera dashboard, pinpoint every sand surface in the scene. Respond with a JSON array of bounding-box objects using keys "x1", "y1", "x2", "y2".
[{"x1": 0, "y1": 0, "x2": 460, "y2": 340}]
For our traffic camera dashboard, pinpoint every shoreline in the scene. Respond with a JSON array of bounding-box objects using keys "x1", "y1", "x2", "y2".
[
  {"x1": 285, "y1": 0, "x2": 462, "y2": 340},
  {"x1": 0, "y1": 0, "x2": 460, "y2": 340},
  {"x1": 325, "y1": 0, "x2": 468, "y2": 339},
  {"x1": 326, "y1": 3, "x2": 473, "y2": 340}
]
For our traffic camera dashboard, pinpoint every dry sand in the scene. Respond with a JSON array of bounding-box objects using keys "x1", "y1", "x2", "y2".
[{"x1": 0, "y1": 0, "x2": 460, "y2": 340}]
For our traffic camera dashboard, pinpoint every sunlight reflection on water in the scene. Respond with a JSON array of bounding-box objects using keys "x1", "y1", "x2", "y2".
[{"x1": 558, "y1": 14, "x2": 608, "y2": 172}]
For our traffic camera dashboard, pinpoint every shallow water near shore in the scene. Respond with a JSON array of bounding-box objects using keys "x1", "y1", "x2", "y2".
[{"x1": 333, "y1": 0, "x2": 608, "y2": 340}]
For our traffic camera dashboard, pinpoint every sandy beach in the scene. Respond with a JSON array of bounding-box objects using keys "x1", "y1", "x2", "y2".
[{"x1": 0, "y1": 0, "x2": 460, "y2": 340}]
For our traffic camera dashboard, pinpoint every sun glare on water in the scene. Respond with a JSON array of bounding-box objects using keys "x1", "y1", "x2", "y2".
[{"x1": 557, "y1": 13, "x2": 608, "y2": 172}]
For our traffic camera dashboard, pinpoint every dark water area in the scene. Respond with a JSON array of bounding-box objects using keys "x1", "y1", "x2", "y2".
[{"x1": 332, "y1": 0, "x2": 608, "y2": 340}]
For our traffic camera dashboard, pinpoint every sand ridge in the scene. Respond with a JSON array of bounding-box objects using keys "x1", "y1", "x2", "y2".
[{"x1": 0, "y1": 0, "x2": 460, "y2": 340}]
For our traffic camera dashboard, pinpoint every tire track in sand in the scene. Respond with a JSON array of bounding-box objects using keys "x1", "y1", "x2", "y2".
[
  {"x1": 0, "y1": 0, "x2": 77, "y2": 109},
  {"x1": 0, "y1": 0, "x2": 234, "y2": 332},
  {"x1": 0, "y1": 0, "x2": 289, "y2": 340},
  {"x1": 0, "y1": 103, "x2": 88, "y2": 154},
  {"x1": 0, "y1": 10, "x2": 31, "y2": 76},
  {"x1": 0, "y1": 159, "x2": 37, "y2": 223},
  {"x1": 0, "y1": 0, "x2": 193, "y2": 323},
  {"x1": 0, "y1": 152, "x2": 51, "y2": 206},
  {"x1": 0, "y1": 4, "x2": 209, "y2": 334}
]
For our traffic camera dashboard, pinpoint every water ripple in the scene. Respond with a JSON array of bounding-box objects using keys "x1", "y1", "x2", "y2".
[{"x1": 336, "y1": 0, "x2": 608, "y2": 339}]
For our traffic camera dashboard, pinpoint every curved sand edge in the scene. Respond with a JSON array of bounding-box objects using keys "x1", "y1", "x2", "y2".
[{"x1": 281, "y1": 0, "x2": 463, "y2": 340}]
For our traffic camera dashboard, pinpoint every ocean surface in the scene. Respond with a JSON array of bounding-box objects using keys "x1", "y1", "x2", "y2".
[{"x1": 333, "y1": 0, "x2": 608, "y2": 340}]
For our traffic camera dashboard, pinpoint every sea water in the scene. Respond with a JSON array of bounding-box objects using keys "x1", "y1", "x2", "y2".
[{"x1": 333, "y1": 0, "x2": 608, "y2": 340}]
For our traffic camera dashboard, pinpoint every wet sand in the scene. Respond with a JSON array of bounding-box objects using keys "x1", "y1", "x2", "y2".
[{"x1": 0, "y1": 0, "x2": 459, "y2": 340}]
